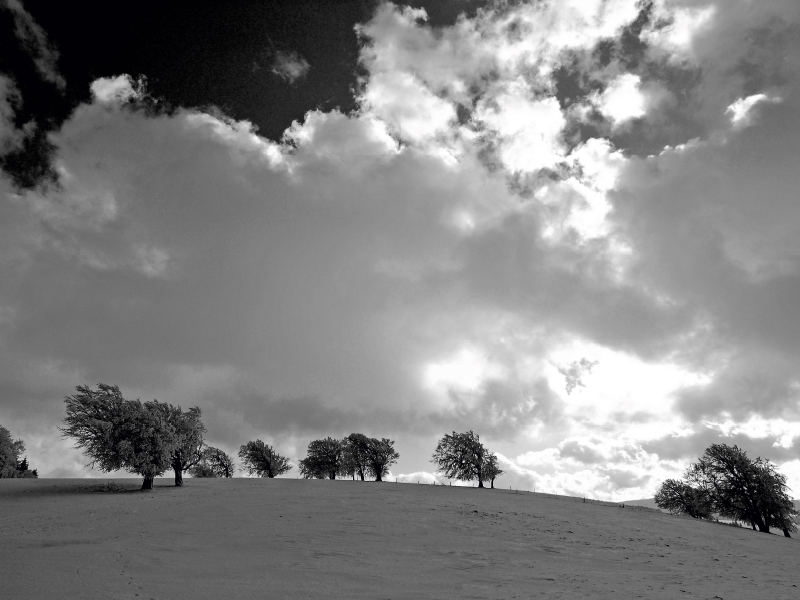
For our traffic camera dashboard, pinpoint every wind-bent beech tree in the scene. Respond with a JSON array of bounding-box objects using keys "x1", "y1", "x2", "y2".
[
  {"x1": 191, "y1": 445, "x2": 236, "y2": 478},
  {"x1": 685, "y1": 444, "x2": 798, "y2": 536},
  {"x1": 0, "y1": 425, "x2": 37, "y2": 478},
  {"x1": 364, "y1": 437, "x2": 399, "y2": 482},
  {"x1": 60, "y1": 384, "x2": 176, "y2": 490},
  {"x1": 431, "y1": 430, "x2": 488, "y2": 488},
  {"x1": 654, "y1": 479, "x2": 713, "y2": 519},
  {"x1": 238, "y1": 440, "x2": 292, "y2": 478},
  {"x1": 482, "y1": 453, "x2": 504, "y2": 489},
  {"x1": 299, "y1": 437, "x2": 343, "y2": 479},
  {"x1": 151, "y1": 402, "x2": 205, "y2": 486}
]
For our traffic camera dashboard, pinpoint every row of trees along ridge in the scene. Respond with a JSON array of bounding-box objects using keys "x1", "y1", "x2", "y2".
[
  {"x1": 655, "y1": 443, "x2": 798, "y2": 537},
  {"x1": 297, "y1": 434, "x2": 400, "y2": 481},
  {"x1": 58, "y1": 386, "x2": 506, "y2": 490}
]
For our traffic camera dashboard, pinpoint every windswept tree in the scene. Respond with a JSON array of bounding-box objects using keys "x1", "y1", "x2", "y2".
[
  {"x1": 191, "y1": 445, "x2": 236, "y2": 478},
  {"x1": 299, "y1": 437, "x2": 343, "y2": 480},
  {"x1": 150, "y1": 402, "x2": 205, "y2": 486},
  {"x1": 364, "y1": 437, "x2": 399, "y2": 482},
  {"x1": 482, "y1": 453, "x2": 504, "y2": 489},
  {"x1": 341, "y1": 433, "x2": 371, "y2": 481},
  {"x1": 0, "y1": 425, "x2": 37, "y2": 478},
  {"x1": 654, "y1": 479, "x2": 713, "y2": 519},
  {"x1": 60, "y1": 384, "x2": 176, "y2": 490},
  {"x1": 685, "y1": 444, "x2": 798, "y2": 536},
  {"x1": 431, "y1": 430, "x2": 488, "y2": 488},
  {"x1": 238, "y1": 440, "x2": 292, "y2": 478},
  {"x1": 189, "y1": 461, "x2": 217, "y2": 478}
]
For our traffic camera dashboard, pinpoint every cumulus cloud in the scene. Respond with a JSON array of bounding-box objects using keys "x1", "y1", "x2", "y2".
[
  {"x1": 592, "y1": 73, "x2": 646, "y2": 125},
  {"x1": 2, "y1": 0, "x2": 800, "y2": 501},
  {"x1": 726, "y1": 93, "x2": 783, "y2": 129},
  {"x1": 90, "y1": 75, "x2": 144, "y2": 105}
]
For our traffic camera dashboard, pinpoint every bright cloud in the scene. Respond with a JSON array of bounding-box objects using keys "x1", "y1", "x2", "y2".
[
  {"x1": 2, "y1": 0, "x2": 800, "y2": 502},
  {"x1": 593, "y1": 74, "x2": 646, "y2": 125},
  {"x1": 726, "y1": 93, "x2": 783, "y2": 129},
  {"x1": 90, "y1": 74, "x2": 143, "y2": 104}
]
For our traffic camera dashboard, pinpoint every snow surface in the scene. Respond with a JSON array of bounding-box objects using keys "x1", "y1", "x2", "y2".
[{"x1": 1, "y1": 478, "x2": 799, "y2": 598}]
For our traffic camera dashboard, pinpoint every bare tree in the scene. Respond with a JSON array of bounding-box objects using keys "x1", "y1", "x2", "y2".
[
  {"x1": 431, "y1": 430, "x2": 487, "y2": 488},
  {"x1": 60, "y1": 384, "x2": 175, "y2": 490},
  {"x1": 238, "y1": 440, "x2": 291, "y2": 478}
]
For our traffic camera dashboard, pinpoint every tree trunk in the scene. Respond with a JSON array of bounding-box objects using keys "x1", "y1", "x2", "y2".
[
  {"x1": 490, "y1": 478, "x2": 494, "y2": 489},
  {"x1": 375, "y1": 473, "x2": 382, "y2": 482},
  {"x1": 174, "y1": 466, "x2": 183, "y2": 487},
  {"x1": 359, "y1": 469, "x2": 365, "y2": 481},
  {"x1": 478, "y1": 480, "x2": 484, "y2": 488},
  {"x1": 329, "y1": 472, "x2": 336, "y2": 480},
  {"x1": 141, "y1": 474, "x2": 154, "y2": 490},
  {"x1": 783, "y1": 528, "x2": 792, "y2": 538}
]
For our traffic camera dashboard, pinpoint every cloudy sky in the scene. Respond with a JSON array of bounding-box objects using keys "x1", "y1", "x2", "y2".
[{"x1": 1, "y1": 0, "x2": 799, "y2": 501}]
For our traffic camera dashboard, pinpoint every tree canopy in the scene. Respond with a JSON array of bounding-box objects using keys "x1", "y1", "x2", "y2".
[
  {"x1": 482, "y1": 452, "x2": 504, "y2": 489},
  {"x1": 238, "y1": 440, "x2": 292, "y2": 478},
  {"x1": 683, "y1": 444, "x2": 797, "y2": 536},
  {"x1": 60, "y1": 384, "x2": 177, "y2": 490},
  {"x1": 363, "y1": 437, "x2": 399, "y2": 482},
  {"x1": 654, "y1": 478, "x2": 713, "y2": 519},
  {"x1": 299, "y1": 437, "x2": 343, "y2": 479},
  {"x1": 150, "y1": 401, "x2": 205, "y2": 486},
  {"x1": 341, "y1": 433, "x2": 371, "y2": 481},
  {"x1": 0, "y1": 425, "x2": 37, "y2": 478},
  {"x1": 191, "y1": 445, "x2": 236, "y2": 478},
  {"x1": 431, "y1": 430, "x2": 489, "y2": 488}
]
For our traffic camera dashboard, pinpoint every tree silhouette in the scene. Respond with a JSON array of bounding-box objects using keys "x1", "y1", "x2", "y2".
[
  {"x1": 60, "y1": 384, "x2": 176, "y2": 490},
  {"x1": 431, "y1": 431, "x2": 488, "y2": 488},
  {"x1": 150, "y1": 402, "x2": 205, "y2": 486},
  {"x1": 364, "y1": 437, "x2": 399, "y2": 482},
  {"x1": 299, "y1": 437, "x2": 343, "y2": 479},
  {"x1": 238, "y1": 440, "x2": 291, "y2": 478},
  {"x1": 654, "y1": 479, "x2": 713, "y2": 519},
  {"x1": 482, "y1": 453, "x2": 504, "y2": 489},
  {"x1": 341, "y1": 433, "x2": 371, "y2": 480},
  {"x1": 204, "y1": 446, "x2": 236, "y2": 478},
  {"x1": 685, "y1": 444, "x2": 798, "y2": 536}
]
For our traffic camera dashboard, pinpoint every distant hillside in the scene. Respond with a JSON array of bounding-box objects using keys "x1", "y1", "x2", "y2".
[{"x1": 623, "y1": 497, "x2": 660, "y2": 509}]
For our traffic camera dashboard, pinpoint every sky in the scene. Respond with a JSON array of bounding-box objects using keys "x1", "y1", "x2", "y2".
[{"x1": 1, "y1": 0, "x2": 799, "y2": 501}]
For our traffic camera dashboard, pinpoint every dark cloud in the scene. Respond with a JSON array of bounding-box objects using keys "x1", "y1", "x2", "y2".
[
  {"x1": 604, "y1": 468, "x2": 651, "y2": 490},
  {"x1": 641, "y1": 429, "x2": 800, "y2": 464},
  {"x1": 559, "y1": 440, "x2": 605, "y2": 464}
]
